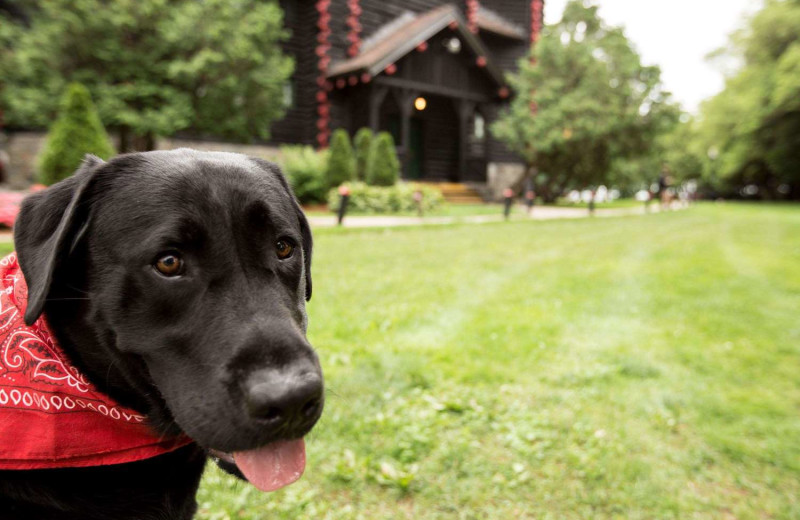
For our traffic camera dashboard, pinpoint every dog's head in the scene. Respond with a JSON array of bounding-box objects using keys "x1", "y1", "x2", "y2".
[{"x1": 14, "y1": 149, "x2": 322, "y2": 490}]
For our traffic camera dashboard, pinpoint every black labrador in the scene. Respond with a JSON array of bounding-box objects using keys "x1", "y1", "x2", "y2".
[{"x1": 0, "y1": 149, "x2": 323, "y2": 519}]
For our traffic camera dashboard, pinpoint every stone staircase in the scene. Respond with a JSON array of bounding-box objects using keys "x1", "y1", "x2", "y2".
[{"x1": 423, "y1": 182, "x2": 486, "y2": 204}]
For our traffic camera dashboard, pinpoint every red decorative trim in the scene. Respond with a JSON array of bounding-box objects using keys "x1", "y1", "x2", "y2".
[
  {"x1": 530, "y1": 0, "x2": 544, "y2": 44},
  {"x1": 316, "y1": 0, "x2": 332, "y2": 147},
  {"x1": 346, "y1": 0, "x2": 362, "y2": 57},
  {"x1": 448, "y1": 20, "x2": 459, "y2": 30},
  {"x1": 476, "y1": 56, "x2": 487, "y2": 68},
  {"x1": 361, "y1": 73, "x2": 372, "y2": 83},
  {"x1": 498, "y1": 87, "x2": 510, "y2": 99},
  {"x1": 466, "y1": 0, "x2": 479, "y2": 34},
  {"x1": 348, "y1": 75, "x2": 359, "y2": 86},
  {"x1": 385, "y1": 63, "x2": 397, "y2": 75},
  {"x1": 416, "y1": 41, "x2": 429, "y2": 53},
  {"x1": 336, "y1": 78, "x2": 346, "y2": 89}
]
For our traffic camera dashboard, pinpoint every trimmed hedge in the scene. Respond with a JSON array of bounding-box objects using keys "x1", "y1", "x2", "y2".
[
  {"x1": 328, "y1": 182, "x2": 444, "y2": 214},
  {"x1": 353, "y1": 127, "x2": 373, "y2": 181},
  {"x1": 366, "y1": 131, "x2": 399, "y2": 186},
  {"x1": 325, "y1": 128, "x2": 355, "y2": 188},
  {"x1": 279, "y1": 145, "x2": 330, "y2": 204},
  {"x1": 38, "y1": 83, "x2": 114, "y2": 185}
]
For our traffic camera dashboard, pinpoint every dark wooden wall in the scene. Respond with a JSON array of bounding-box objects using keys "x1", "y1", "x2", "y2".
[{"x1": 270, "y1": 0, "x2": 319, "y2": 145}]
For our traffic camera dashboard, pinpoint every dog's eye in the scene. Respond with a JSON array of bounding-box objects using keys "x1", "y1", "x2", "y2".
[
  {"x1": 275, "y1": 240, "x2": 294, "y2": 260},
  {"x1": 154, "y1": 254, "x2": 184, "y2": 276}
]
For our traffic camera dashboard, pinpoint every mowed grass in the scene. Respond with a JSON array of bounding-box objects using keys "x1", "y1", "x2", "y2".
[{"x1": 194, "y1": 203, "x2": 800, "y2": 519}]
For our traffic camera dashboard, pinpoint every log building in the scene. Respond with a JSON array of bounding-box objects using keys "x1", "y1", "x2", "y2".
[{"x1": 272, "y1": 0, "x2": 544, "y2": 187}]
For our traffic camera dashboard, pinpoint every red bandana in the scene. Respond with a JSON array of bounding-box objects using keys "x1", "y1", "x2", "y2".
[{"x1": 0, "y1": 253, "x2": 192, "y2": 469}]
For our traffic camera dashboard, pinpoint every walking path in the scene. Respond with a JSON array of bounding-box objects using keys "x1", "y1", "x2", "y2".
[
  {"x1": 308, "y1": 204, "x2": 668, "y2": 229},
  {"x1": 0, "y1": 204, "x2": 675, "y2": 243}
]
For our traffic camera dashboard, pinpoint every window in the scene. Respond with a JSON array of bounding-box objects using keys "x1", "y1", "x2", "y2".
[
  {"x1": 473, "y1": 113, "x2": 485, "y2": 139},
  {"x1": 283, "y1": 81, "x2": 294, "y2": 109}
]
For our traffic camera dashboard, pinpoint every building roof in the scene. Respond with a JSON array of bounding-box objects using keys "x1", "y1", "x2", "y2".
[
  {"x1": 477, "y1": 6, "x2": 526, "y2": 40},
  {"x1": 327, "y1": 4, "x2": 506, "y2": 86}
]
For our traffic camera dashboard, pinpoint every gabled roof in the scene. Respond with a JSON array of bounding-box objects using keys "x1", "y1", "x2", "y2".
[
  {"x1": 327, "y1": 4, "x2": 506, "y2": 87},
  {"x1": 477, "y1": 6, "x2": 527, "y2": 40}
]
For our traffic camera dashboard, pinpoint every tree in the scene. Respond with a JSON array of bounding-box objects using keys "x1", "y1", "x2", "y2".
[
  {"x1": 38, "y1": 83, "x2": 114, "y2": 185},
  {"x1": 0, "y1": 0, "x2": 293, "y2": 151},
  {"x1": 353, "y1": 127, "x2": 373, "y2": 181},
  {"x1": 693, "y1": 0, "x2": 800, "y2": 199},
  {"x1": 325, "y1": 129, "x2": 356, "y2": 188},
  {"x1": 492, "y1": 0, "x2": 678, "y2": 201},
  {"x1": 366, "y1": 132, "x2": 400, "y2": 187}
]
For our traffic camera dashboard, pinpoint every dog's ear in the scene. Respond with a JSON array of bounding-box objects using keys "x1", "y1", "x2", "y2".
[
  {"x1": 249, "y1": 157, "x2": 313, "y2": 301},
  {"x1": 14, "y1": 155, "x2": 105, "y2": 325}
]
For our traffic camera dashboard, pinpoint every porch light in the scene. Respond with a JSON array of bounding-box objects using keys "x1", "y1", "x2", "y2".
[
  {"x1": 414, "y1": 97, "x2": 427, "y2": 111},
  {"x1": 444, "y1": 37, "x2": 461, "y2": 54}
]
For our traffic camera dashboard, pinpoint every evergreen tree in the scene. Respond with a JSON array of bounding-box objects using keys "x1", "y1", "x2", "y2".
[
  {"x1": 325, "y1": 129, "x2": 355, "y2": 188},
  {"x1": 366, "y1": 132, "x2": 400, "y2": 187},
  {"x1": 353, "y1": 127, "x2": 373, "y2": 181},
  {"x1": 38, "y1": 83, "x2": 114, "y2": 185}
]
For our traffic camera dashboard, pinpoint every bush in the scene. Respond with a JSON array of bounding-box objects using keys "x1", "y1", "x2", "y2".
[
  {"x1": 366, "y1": 132, "x2": 400, "y2": 186},
  {"x1": 353, "y1": 127, "x2": 373, "y2": 181},
  {"x1": 327, "y1": 182, "x2": 444, "y2": 214},
  {"x1": 326, "y1": 128, "x2": 355, "y2": 188},
  {"x1": 279, "y1": 145, "x2": 330, "y2": 204},
  {"x1": 38, "y1": 83, "x2": 114, "y2": 185}
]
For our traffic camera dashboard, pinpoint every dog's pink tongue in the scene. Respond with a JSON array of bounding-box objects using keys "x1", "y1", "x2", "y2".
[{"x1": 233, "y1": 439, "x2": 306, "y2": 492}]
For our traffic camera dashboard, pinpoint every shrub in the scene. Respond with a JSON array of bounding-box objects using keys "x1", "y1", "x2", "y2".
[
  {"x1": 325, "y1": 128, "x2": 355, "y2": 188},
  {"x1": 353, "y1": 127, "x2": 373, "y2": 181},
  {"x1": 366, "y1": 132, "x2": 400, "y2": 186},
  {"x1": 279, "y1": 145, "x2": 330, "y2": 204},
  {"x1": 328, "y1": 182, "x2": 444, "y2": 214},
  {"x1": 38, "y1": 83, "x2": 114, "y2": 185}
]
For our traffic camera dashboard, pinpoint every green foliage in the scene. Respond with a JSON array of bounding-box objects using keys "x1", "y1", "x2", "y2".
[
  {"x1": 38, "y1": 83, "x2": 114, "y2": 185},
  {"x1": 195, "y1": 204, "x2": 800, "y2": 519},
  {"x1": 366, "y1": 132, "x2": 400, "y2": 187},
  {"x1": 326, "y1": 182, "x2": 443, "y2": 214},
  {"x1": 0, "y1": 0, "x2": 293, "y2": 147},
  {"x1": 325, "y1": 129, "x2": 356, "y2": 188},
  {"x1": 691, "y1": 0, "x2": 800, "y2": 199},
  {"x1": 279, "y1": 145, "x2": 330, "y2": 205},
  {"x1": 492, "y1": 0, "x2": 679, "y2": 199},
  {"x1": 353, "y1": 127, "x2": 374, "y2": 181}
]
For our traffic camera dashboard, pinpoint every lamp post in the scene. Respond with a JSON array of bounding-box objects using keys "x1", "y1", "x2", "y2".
[{"x1": 337, "y1": 185, "x2": 351, "y2": 226}]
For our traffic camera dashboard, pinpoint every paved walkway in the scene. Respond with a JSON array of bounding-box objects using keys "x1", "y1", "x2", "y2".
[
  {"x1": 308, "y1": 204, "x2": 665, "y2": 228},
  {"x1": 0, "y1": 205, "x2": 673, "y2": 243}
]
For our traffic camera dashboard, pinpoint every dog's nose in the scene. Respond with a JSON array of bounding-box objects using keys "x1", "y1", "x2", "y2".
[{"x1": 242, "y1": 364, "x2": 323, "y2": 431}]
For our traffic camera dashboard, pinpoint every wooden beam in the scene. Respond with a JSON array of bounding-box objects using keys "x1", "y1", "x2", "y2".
[
  {"x1": 374, "y1": 76, "x2": 490, "y2": 103},
  {"x1": 368, "y1": 85, "x2": 390, "y2": 131}
]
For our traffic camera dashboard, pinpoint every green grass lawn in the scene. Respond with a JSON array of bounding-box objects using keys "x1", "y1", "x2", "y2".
[
  {"x1": 7, "y1": 204, "x2": 797, "y2": 518},
  {"x1": 196, "y1": 203, "x2": 800, "y2": 519}
]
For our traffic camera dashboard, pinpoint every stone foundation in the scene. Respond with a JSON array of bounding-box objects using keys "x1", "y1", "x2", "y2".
[
  {"x1": 0, "y1": 132, "x2": 283, "y2": 189},
  {"x1": 487, "y1": 162, "x2": 526, "y2": 201}
]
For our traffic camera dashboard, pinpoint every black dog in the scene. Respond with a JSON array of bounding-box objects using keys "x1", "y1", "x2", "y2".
[{"x1": 0, "y1": 150, "x2": 323, "y2": 519}]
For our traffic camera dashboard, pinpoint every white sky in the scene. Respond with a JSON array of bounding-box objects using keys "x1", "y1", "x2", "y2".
[{"x1": 544, "y1": 0, "x2": 763, "y2": 113}]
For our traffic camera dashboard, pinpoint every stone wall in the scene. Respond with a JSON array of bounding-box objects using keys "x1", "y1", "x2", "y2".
[
  {"x1": 0, "y1": 132, "x2": 283, "y2": 189},
  {"x1": 1, "y1": 132, "x2": 47, "y2": 189},
  {"x1": 486, "y1": 161, "x2": 526, "y2": 200}
]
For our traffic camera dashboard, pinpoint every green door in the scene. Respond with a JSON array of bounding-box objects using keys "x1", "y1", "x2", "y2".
[{"x1": 388, "y1": 116, "x2": 424, "y2": 180}]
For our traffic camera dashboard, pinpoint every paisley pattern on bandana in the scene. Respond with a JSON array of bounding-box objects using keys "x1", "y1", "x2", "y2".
[{"x1": 0, "y1": 253, "x2": 191, "y2": 469}]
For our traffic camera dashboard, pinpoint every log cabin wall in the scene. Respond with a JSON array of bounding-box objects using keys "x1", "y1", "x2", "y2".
[{"x1": 271, "y1": 0, "x2": 319, "y2": 145}]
